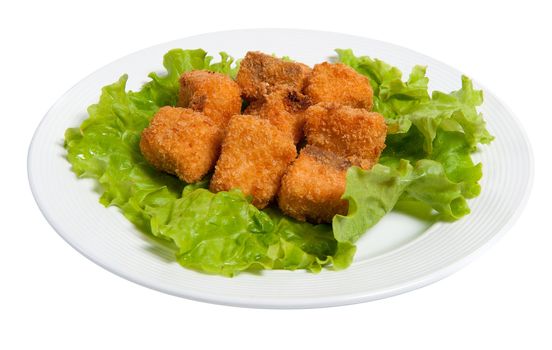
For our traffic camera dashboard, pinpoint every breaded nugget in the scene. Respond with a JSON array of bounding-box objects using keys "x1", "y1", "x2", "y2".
[
  {"x1": 244, "y1": 87, "x2": 311, "y2": 143},
  {"x1": 237, "y1": 51, "x2": 311, "y2": 101},
  {"x1": 304, "y1": 103, "x2": 387, "y2": 170},
  {"x1": 304, "y1": 62, "x2": 373, "y2": 110},
  {"x1": 177, "y1": 70, "x2": 242, "y2": 127},
  {"x1": 140, "y1": 106, "x2": 223, "y2": 183},
  {"x1": 210, "y1": 115, "x2": 297, "y2": 208},
  {"x1": 278, "y1": 146, "x2": 349, "y2": 223}
]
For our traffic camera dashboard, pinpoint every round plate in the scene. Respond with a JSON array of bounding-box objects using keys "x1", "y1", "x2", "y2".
[{"x1": 28, "y1": 29, "x2": 533, "y2": 308}]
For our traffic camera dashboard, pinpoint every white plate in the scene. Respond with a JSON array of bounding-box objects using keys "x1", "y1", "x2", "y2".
[{"x1": 28, "y1": 29, "x2": 533, "y2": 308}]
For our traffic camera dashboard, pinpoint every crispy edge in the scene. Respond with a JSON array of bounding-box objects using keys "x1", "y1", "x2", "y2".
[
  {"x1": 236, "y1": 51, "x2": 312, "y2": 101},
  {"x1": 177, "y1": 70, "x2": 242, "y2": 128},
  {"x1": 304, "y1": 103, "x2": 387, "y2": 170},
  {"x1": 139, "y1": 106, "x2": 223, "y2": 183},
  {"x1": 278, "y1": 145, "x2": 349, "y2": 223},
  {"x1": 304, "y1": 62, "x2": 373, "y2": 110},
  {"x1": 209, "y1": 114, "x2": 297, "y2": 208}
]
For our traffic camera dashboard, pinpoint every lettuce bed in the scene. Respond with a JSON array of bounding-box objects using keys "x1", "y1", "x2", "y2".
[{"x1": 64, "y1": 49, "x2": 492, "y2": 276}]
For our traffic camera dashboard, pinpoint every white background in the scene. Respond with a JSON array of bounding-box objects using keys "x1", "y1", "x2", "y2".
[{"x1": 1, "y1": 1, "x2": 550, "y2": 349}]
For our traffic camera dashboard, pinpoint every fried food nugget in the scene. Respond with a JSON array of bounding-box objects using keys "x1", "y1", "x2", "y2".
[
  {"x1": 304, "y1": 62, "x2": 374, "y2": 110},
  {"x1": 139, "y1": 106, "x2": 223, "y2": 183},
  {"x1": 237, "y1": 51, "x2": 311, "y2": 101},
  {"x1": 278, "y1": 146, "x2": 349, "y2": 223},
  {"x1": 210, "y1": 115, "x2": 297, "y2": 208},
  {"x1": 177, "y1": 70, "x2": 242, "y2": 127},
  {"x1": 244, "y1": 87, "x2": 311, "y2": 144},
  {"x1": 304, "y1": 103, "x2": 387, "y2": 170}
]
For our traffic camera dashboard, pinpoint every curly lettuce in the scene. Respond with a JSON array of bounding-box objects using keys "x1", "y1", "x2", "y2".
[
  {"x1": 152, "y1": 183, "x2": 352, "y2": 276},
  {"x1": 65, "y1": 48, "x2": 492, "y2": 276},
  {"x1": 333, "y1": 49, "x2": 493, "y2": 244}
]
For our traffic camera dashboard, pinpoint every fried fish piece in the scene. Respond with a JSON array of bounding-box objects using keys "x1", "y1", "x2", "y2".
[
  {"x1": 244, "y1": 87, "x2": 311, "y2": 144},
  {"x1": 139, "y1": 106, "x2": 223, "y2": 183},
  {"x1": 210, "y1": 114, "x2": 297, "y2": 208},
  {"x1": 177, "y1": 70, "x2": 242, "y2": 127},
  {"x1": 304, "y1": 103, "x2": 387, "y2": 170},
  {"x1": 304, "y1": 62, "x2": 373, "y2": 110},
  {"x1": 278, "y1": 146, "x2": 349, "y2": 223},
  {"x1": 236, "y1": 51, "x2": 311, "y2": 101}
]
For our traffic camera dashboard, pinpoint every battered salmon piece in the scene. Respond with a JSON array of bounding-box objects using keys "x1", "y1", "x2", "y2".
[
  {"x1": 278, "y1": 146, "x2": 349, "y2": 223},
  {"x1": 244, "y1": 87, "x2": 311, "y2": 143},
  {"x1": 210, "y1": 115, "x2": 297, "y2": 208},
  {"x1": 177, "y1": 70, "x2": 242, "y2": 127},
  {"x1": 304, "y1": 62, "x2": 373, "y2": 110},
  {"x1": 304, "y1": 103, "x2": 387, "y2": 170},
  {"x1": 237, "y1": 51, "x2": 311, "y2": 101},
  {"x1": 139, "y1": 106, "x2": 223, "y2": 183}
]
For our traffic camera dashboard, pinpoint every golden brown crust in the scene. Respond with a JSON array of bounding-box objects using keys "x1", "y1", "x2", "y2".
[
  {"x1": 278, "y1": 146, "x2": 348, "y2": 223},
  {"x1": 304, "y1": 62, "x2": 373, "y2": 110},
  {"x1": 177, "y1": 70, "x2": 242, "y2": 128},
  {"x1": 209, "y1": 114, "x2": 297, "y2": 208},
  {"x1": 139, "y1": 106, "x2": 223, "y2": 183},
  {"x1": 143, "y1": 54, "x2": 387, "y2": 224},
  {"x1": 236, "y1": 51, "x2": 312, "y2": 101},
  {"x1": 244, "y1": 87, "x2": 311, "y2": 144},
  {"x1": 304, "y1": 103, "x2": 387, "y2": 170}
]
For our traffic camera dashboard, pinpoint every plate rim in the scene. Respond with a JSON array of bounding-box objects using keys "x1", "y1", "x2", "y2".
[{"x1": 28, "y1": 28, "x2": 535, "y2": 308}]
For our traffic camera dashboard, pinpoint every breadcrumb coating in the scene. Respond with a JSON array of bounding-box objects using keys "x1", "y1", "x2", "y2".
[
  {"x1": 237, "y1": 51, "x2": 311, "y2": 101},
  {"x1": 304, "y1": 62, "x2": 373, "y2": 110},
  {"x1": 141, "y1": 53, "x2": 388, "y2": 225},
  {"x1": 304, "y1": 103, "x2": 387, "y2": 170},
  {"x1": 139, "y1": 106, "x2": 223, "y2": 183},
  {"x1": 244, "y1": 87, "x2": 311, "y2": 143},
  {"x1": 177, "y1": 70, "x2": 242, "y2": 127},
  {"x1": 210, "y1": 115, "x2": 297, "y2": 208},
  {"x1": 278, "y1": 146, "x2": 349, "y2": 223}
]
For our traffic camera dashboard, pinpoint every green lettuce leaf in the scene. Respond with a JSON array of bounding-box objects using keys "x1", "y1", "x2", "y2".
[
  {"x1": 334, "y1": 49, "x2": 493, "y2": 241},
  {"x1": 333, "y1": 158, "x2": 470, "y2": 244},
  {"x1": 152, "y1": 186, "x2": 353, "y2": 276},
  {"x1": 333, "y1": 161, "x2": 413, "y2": 243}
]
